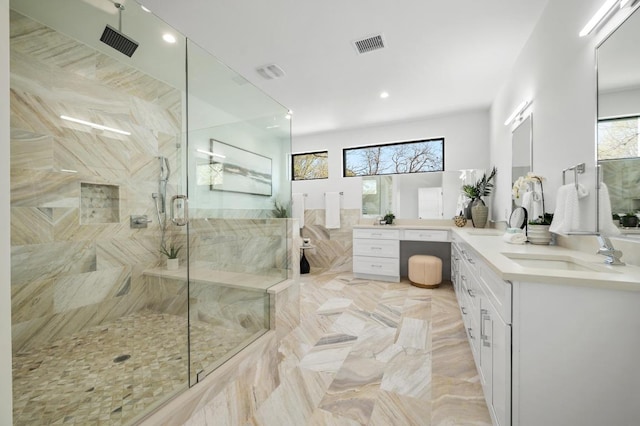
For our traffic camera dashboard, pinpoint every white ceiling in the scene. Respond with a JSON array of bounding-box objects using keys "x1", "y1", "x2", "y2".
[{"x1": 142, "y1": 0, "x2": 550, "y2": 137}]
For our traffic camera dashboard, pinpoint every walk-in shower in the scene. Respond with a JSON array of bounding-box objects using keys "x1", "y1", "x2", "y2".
[{"x1": 9, "y1": 0, "x2": 292, "y2": 424}]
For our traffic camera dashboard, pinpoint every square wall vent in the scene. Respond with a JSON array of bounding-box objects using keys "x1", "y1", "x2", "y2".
[{"x1": 353, "y1": 34, "x2": 385, "y2": 54}]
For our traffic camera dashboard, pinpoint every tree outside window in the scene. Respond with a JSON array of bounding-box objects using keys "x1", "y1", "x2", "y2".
[
  {"x1": 343, "y1": 138, "x2": 444, "y2": 177},
  {"x1": 598, "y1": 116, "x2": 640, "y2": 160},
  {"x1": 292, "y1": 151, "x2": 328, "y2": 180}
]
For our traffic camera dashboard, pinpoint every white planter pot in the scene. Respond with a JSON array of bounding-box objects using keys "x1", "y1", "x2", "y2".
[
  {"x1": 527, "y1": 224, "x2": 552, "y2": 245},
  {"x1": 166, "y1": 258, "x2": 179, "y2": 270}
]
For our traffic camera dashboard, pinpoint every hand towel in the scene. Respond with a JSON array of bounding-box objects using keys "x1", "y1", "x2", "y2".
[
  {"x1": 521, "y1": 191, "x2": 533, "y2": 219},
  {"x1": 502, "y1": 232, "x2": 527, "y2": 244},
  {"x1": 549, "y1": 184, "x2": 582, "y2": 234},
  {"x1": 325, "y1": 192, "x2": 341, "y2": 229},
  {"x1": 292, "y1": 193, "x2": 305, "y2": 229},
  {"x1": 598, "y1": 183, "x2": 621, "y2": 236},
  {"x1": 530, "y1": 191, "x2": 544, "y2": 220}
]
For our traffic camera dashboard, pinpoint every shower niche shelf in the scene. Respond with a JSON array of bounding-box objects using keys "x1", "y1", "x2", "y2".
[{"x1": 80, "y1": 182, "x2": 120, "y2": 224}]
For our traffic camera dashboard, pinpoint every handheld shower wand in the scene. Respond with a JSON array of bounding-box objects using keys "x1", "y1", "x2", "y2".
[{"x1": 158, "y1": 156, "x2": 170, "y2": 214}]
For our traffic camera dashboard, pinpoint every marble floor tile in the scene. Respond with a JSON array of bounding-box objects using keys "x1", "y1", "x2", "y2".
[{"x1": 248, "y1": 273, "x2": 490, "y2": 426}]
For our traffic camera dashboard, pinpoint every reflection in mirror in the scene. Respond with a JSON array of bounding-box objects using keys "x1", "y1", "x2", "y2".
[
  {"x1": 597, "y1": 6, "x2": 640, "y2": 232},
  {"x1": 360, "y1": 171, "x2": 465, "y2": 219},
  {"x1": 511, "y1": 114, "x2": 532, "y2": 208}
]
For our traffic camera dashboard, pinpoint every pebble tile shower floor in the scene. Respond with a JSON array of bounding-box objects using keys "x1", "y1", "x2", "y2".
[{"x1": 12, "y1": 310, "x2": 255, "y2": 425}]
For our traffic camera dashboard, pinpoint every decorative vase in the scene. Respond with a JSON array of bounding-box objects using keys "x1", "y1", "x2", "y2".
[
  {"x1": 166, "y1": 258, "x2": 179, "y2": 270},
  {"x1": 300, "y1": 250, "x2": 310, "y2": 274},
  {"x1": 471, "y1": 204, "x2": 489, "y2": 228},
  {"x1": 453, "y1": 215, "x2": 467, "y2": 227},
  {"x1": 527, "y1": 224, "x2": 552, "y2": 245},
  {"x1": 465, "y1": 197, "x2": 483, "y2": 220}
]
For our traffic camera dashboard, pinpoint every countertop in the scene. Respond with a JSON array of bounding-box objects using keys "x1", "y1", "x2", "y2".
[{"x1": 353, "y1": 222, "x2": 640, "y2": 291}]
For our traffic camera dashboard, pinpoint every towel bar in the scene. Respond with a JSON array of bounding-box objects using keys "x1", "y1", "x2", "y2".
[
  {"x1": 562, "y1": 163, "x2": 585, "y2": 189},
  {"x1": 324, "y1": 192, "x2": 344, "y2": 196}
]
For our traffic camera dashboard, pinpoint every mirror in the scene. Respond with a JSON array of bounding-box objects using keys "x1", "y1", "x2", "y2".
[
  {"x1": 509, "y1": 207, "x2": 528, "y2": 230},
  {"x1": 361, "y1": 170, "x2": 466, "y2": 220},
  {"x1": 511, "y1": 114, "x2": 532, "y2": 208},
  {"x1": 597, "y1": 6, "x2": 640, "y2": 232}
]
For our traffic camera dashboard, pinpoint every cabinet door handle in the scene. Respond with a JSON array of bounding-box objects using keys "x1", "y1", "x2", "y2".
[
  {"x1": 481, "y1": 309, "x2": 491, "y2": 347},
  {"x1": 461, "y1": 306, "x2": 467, "y2": 315},
  {"x1": 467, "y1": 288, "x2": 475, "y2": 298},
  {"x1": 467, "y1": 327, "x2": 475, "y2": 339}
]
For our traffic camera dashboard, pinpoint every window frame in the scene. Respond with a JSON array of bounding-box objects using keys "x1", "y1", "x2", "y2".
[
  {"x1": 291, "y1": 150, "x2": 329, "y2": 181},
  {"x1": 342, "y1": 137, "x2": 445, "y2": 177}
]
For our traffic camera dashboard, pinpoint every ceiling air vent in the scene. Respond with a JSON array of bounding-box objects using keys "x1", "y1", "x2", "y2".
[
  {"x1": 256, "y1": 64, "x2": 286, "y2": 80},
  {"x1": 353, "y1": 34, "x2": 385, "y2": 54}
]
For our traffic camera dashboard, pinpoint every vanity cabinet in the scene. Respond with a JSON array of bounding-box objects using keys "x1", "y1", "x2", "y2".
[
  {"x1": 452, "y1": 235, "x2": 511, "y2": 426},
  {"x1": 353, "y1": 228, "x2": 400, "y2": 282},
  {"x1": 353, "y1": 227, "x2": 450, "y2": 282}
]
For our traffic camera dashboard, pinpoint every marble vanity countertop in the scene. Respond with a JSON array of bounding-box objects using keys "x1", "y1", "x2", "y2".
[
  {"x1": 452, "y1": 227, "x2": 640, "y2": 291},
  {"x1": 353, "y1": 223, "x2": 453, "y2": 230}
]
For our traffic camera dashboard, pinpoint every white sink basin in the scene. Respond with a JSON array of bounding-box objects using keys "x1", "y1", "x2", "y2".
[{"x1": 501, "y1": 252, "x2": 616, "y2": 273}]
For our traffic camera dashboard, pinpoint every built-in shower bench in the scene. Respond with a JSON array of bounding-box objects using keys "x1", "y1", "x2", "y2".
[{"x1": 143, "y1": 267, "x2": 286, "y2": 292}]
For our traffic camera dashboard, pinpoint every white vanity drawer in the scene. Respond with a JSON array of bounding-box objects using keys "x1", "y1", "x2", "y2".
[
  {"x1": 353, "y1": 228, "x2": 400, "y2": 240},
  {"x1": 353, "y1": 256, "x2": 400, "y2": 277},
  {"x1": 353, "y1": 238, "x2": 399, "y2": 258},
  {"x1": 403, "y1": 229, "x2": 449, "y2": 242}
]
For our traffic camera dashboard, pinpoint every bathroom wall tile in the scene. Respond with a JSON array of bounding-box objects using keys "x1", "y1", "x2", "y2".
[
  {"x1": 53, "y1": 266, "x2": 131, "y2": 313},
  {"x1": 10, "y1": 207, "x2": 54, "y2": 245},
  {"x1": 11, "y1": 278, "x2": 54, "y2": 323},
  {"x1": 10, "y1": 169, "x2": 79, "y2": 208},
  {"x1": 11, "y1": 240, "x2": 96, "y2": 286},
  {"x1": 96, "y1": 237, "x2": 159, "y2": 270},
  {"x1": 10, "y1": 129, "x2": 54, "y2": 171}
]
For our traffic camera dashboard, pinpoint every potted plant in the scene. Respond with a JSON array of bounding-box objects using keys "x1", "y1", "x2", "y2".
[
  {"x1": 620, "y1": 212, "x2": 638, "y2": 228},
  {"x1": 527, "y1": 213, "x2": 554, "y2": 245},
  {"x1": 383, "y1": 212, "x2": 396, "y2": 225},
  {"x1": 160, "y1": 243, "x2": 182, "y2": 270},
  {"x1": 462, "y1": 166, "x2": 497, "y2": 228},
  {"x1": 272, "y1": 199, "x2": 290, "y2": 218}
]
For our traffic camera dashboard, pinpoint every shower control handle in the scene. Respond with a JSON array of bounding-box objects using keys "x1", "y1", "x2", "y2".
[{"x1": 171, "y1": 195, "x2": 189, "y2": 226}]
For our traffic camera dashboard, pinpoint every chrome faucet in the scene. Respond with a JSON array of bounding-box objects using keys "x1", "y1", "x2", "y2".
[{"x1": 596, "y1": 235, "x2": 625, "y2": 265}]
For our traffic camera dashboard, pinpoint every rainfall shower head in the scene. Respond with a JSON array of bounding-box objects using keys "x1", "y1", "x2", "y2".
[{"x1": 100, "y1": 3, "x2": 139, "y2": 57}]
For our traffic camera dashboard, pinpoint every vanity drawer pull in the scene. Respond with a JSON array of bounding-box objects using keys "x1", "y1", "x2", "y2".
[
  {"x1": 468, "y1": 288, "x2": 476, "y2": 298},
  {"x1": 461, "y1": 306, "x2": 467, "y2": 315},
  {"x1": 468, "y1": 327, "x2": 475, "y2": 339}
]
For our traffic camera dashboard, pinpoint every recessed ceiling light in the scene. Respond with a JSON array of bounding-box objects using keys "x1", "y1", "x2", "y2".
[
  {"x1": 140, "y1": 5, "x2": 151, "y2": 13},
  {"x1": 380, "y1": 91, "x2": 389, "y2": 99},
  {"x1": 163, "y1": 33, "x2": 176, "y2": 44}
]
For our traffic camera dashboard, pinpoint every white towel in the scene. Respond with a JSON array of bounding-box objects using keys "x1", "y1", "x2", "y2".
[
  {"x1": 549, "y1": 184, "x2": 586, "y2": 234},
  {"x1": 598, "y1": 183, "x2": 621, "y2": 237},
  {"x1": 292, "y1": 193, "x2": 305, "y2": 229},
  {"x1": 521, "y1": 191, "x2": 537, "y2": 221},
  {"x1": 325, "y1": 192, "x2": 341, "y2": 229},
  {"x1": 502, "y1": 232, "x2": 527, "y2": 244}
]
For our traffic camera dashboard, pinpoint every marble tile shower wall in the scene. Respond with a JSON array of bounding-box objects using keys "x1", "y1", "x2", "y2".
[
  {"x1": 188, "y1": 217, "x2": 290, "y2": 277},
  {"x1": 9, "y1": 11, "x2": 182, "y2": 353},
  {"x1": 301, "y1": 209, "x2": 360, "y2": 272}
]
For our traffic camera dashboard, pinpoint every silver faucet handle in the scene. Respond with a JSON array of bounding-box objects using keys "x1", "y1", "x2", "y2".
[{"x1": 596, "y1": 235, "x2": 625, "y2": 265}]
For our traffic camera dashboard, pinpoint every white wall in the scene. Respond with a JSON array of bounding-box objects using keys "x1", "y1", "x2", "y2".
[
  {"x1": 490, "y1": 0, "x2": 637, "y2": 230},
  {"x1": 599, "y1": 87, "x2": 640, "y2": 118},
  {"x1": 292, "y1": 108, "x2": 490, "y2": 211},
  {"x1": 1, "y1": 0, "x2": 13, "y2": 423}
]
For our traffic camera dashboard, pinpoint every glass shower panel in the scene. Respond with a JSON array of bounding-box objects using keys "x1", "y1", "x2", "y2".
[
  {"x1": 185, "y1": 40, "x2": 292, "y2": 384},
  {"x1": 9, "y1": 0, "x2": 189, "y2": 423}
]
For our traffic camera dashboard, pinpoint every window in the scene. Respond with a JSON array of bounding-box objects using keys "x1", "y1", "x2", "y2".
[
  {"x1": 343, "y1": 138, "x2": 444, "y2": 177},
  {"x1": 598, "y1": 116, "x2": 640, "y2": 160},
  {"x1": 292, "y1": 151, "x2": 328, "y2": 180}
]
